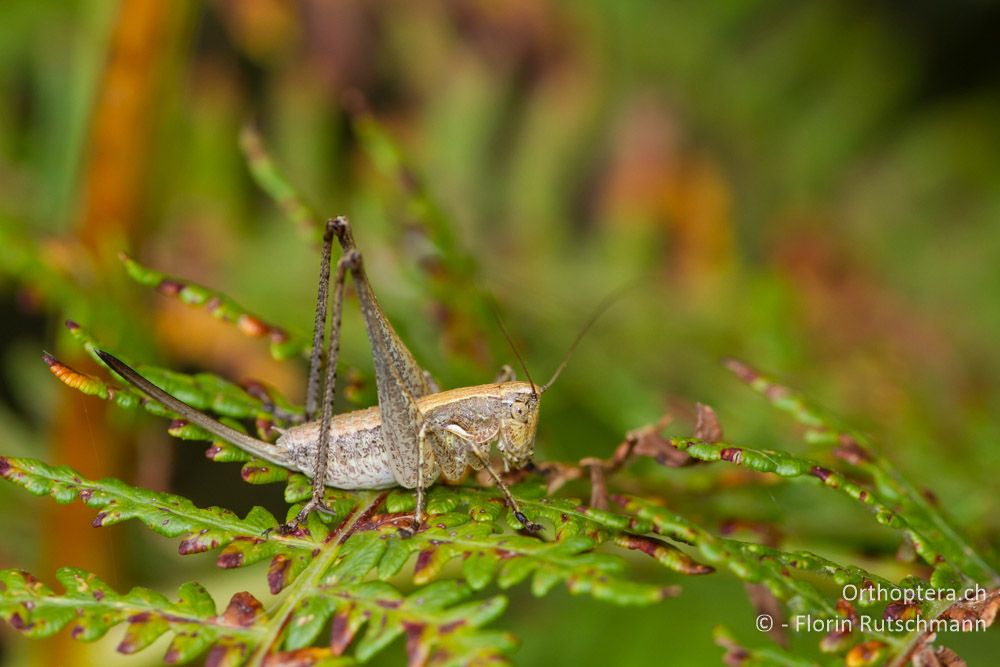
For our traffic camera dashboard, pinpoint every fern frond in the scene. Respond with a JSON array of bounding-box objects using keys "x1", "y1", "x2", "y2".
[
  {"x1": 0, "y1": 456, "x2": 688, "y2": 607},
  {"x1": 117, "y1": 252, "x2": 305, "y2": 361},
  {"x1": 47, "y1": 320, "x2": 304, "y2": 454},
  {"x1": 714, "y1": 626, "x2": 820, "y2": 666},
  {"x1": 0, "y1": 565, "x2": 513, "y2": 666},
  {"x1": 0, "y1": 456, "x2": 296, "y2": 555},
  {"x1": 239, "y1": 123, "x2": 323, "y2": 240},
  {"x1": 670, "y1": 437, "x2": 956, "y2": 574},
  {"x1": 0, "y1": 567, "x2": 265, "y2": 664},
  {"x1": 726, "y1": 359, "x2": 1000, "y2": 586}
]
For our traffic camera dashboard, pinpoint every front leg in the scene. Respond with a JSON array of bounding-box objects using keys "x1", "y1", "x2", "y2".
[
  {"x1": 473, "y1": 449, "x2": 542, "y2": 532},
  {"x1": 423, "y1": 422, "x2": 537, "y2": 530}
]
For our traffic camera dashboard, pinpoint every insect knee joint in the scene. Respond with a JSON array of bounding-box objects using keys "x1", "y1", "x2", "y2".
[
  {"x1": 328, "y1": 216, "x2": 351, "y2": 239},
  {"x1": 341, "y1": 249, "x2": 362, "y2": 269}
]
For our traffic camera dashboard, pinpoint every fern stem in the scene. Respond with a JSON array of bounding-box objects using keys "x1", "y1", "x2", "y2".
[{"x1": 246, "y1": 492, "x2": 385, "y2": 665}]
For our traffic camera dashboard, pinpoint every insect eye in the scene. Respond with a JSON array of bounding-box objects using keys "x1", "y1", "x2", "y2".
[{"x1": 510, "y1": 402, "x2": 528, "y2": 421}]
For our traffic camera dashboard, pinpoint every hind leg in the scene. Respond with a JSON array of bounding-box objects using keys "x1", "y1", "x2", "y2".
[{"x1": 282, "y1": 221, "x2": 359, "y2": 533}]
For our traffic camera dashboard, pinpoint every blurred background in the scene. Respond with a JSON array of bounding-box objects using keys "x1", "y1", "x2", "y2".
[{"x1": 1, "y1": 1, "x2": 999, "y2": 664}]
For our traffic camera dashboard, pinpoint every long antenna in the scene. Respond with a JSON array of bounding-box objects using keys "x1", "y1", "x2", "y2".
[
  {"x1": 488, "y1": 296, "x2": 538, "y2": 398},
  {"x1": 540, "y1": 280, "x2": 636, "y2": 394}
]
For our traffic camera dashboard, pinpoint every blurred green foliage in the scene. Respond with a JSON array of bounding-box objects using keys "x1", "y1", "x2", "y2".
[{"x1": 1, "y1": 0, "x2": 999, "y2": 664}]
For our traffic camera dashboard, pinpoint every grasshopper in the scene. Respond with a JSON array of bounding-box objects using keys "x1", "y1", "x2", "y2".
[{"x1": 96, "y1": 217, "x2": 593, "y2": 535}]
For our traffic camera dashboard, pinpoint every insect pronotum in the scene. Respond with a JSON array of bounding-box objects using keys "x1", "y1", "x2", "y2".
[{"x1": 95, "y1": 217, "x2": 605, "y2": 534}]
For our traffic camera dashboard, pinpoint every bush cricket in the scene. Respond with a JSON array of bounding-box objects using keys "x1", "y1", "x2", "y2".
[{"x1": 94, "y1": 217, "x2": 602, "y2": 535}]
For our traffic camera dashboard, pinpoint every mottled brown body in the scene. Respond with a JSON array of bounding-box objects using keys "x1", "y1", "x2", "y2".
[
  {"x1": 97, "y1": 352, "x2": 541, "y2": 493},
  {"x1": 278, "y1": 380, "x2": 539, "y2": 490}
]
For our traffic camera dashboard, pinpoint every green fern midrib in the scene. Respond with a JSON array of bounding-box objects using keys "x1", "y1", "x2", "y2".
[
  {"x1": 246, "y1": 492, "x2": 384, "y2": 666},
  {"x1": 406, "y1": 532, "x2": 617, "y2": 574}
]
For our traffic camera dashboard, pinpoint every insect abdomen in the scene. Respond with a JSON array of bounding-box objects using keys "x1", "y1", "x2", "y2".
[{"x1": 277, "y1": 407, "x2": 399, "y2": 489}]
